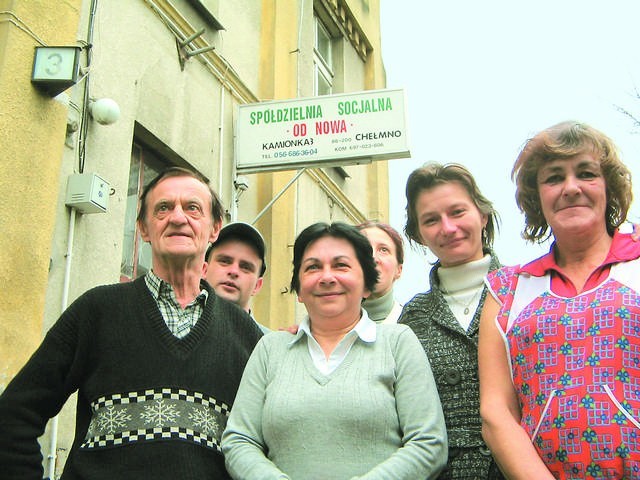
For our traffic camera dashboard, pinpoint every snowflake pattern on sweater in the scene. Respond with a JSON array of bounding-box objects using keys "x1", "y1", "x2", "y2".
[{"x1": 83, "y1": 388, "x2": 229, "y2": 450}]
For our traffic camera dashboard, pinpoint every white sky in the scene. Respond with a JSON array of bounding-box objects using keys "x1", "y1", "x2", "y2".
[{"x1": 381, "y1": 1, "x2": 640, "y2": 304}]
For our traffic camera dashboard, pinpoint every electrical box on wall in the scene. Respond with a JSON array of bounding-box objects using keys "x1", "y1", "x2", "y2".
[{"x1": 65, "y1": 173, "x2": 110, "y2": 214}]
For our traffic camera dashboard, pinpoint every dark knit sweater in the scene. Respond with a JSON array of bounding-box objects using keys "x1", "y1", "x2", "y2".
[
  {"x1": 0, "y1": 277, "x2": 262, "y2": 480},
  {"x1": 399, "y1": 253, "x2": 504, "y2": 480}
]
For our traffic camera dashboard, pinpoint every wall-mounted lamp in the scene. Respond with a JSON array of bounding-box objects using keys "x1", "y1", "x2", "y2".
[
  {"x1": 234, "y1": 175, "x2": 250, "y2": 192},
  {"x1": 31, "y1": 46, "x2": 82, "y2": 97},
  {"x1": 233, "y1": 175, "x2": 250, "y2": 202},
  {"x1": 89, "y1": 98, "x2": 120, "y2": 125}
]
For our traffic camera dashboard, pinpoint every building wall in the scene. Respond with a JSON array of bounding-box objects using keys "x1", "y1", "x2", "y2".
[
  {"x1": 252, "y1": 0, "x2": 390, "y2": 326},
  {"x1": 0, "y1": 0, "x2": 83, "y2": 387},
  {"x1": 0, "y1": 0, "x2": 387, "y2": 475}
]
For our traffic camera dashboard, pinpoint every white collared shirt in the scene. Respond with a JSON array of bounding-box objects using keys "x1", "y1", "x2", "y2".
[{"x1": 290, "y1": 310, "x2": 377, "y2": 375}]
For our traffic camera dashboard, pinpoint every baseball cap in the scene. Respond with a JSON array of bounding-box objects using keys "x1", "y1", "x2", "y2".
[{"x1": 207, "y1": 222, "x2": 267, "y2": 276}]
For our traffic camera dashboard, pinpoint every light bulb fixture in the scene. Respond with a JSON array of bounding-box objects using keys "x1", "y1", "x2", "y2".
[{"x1": 89, "y1": 98, "x2": 120, "y2": 125}]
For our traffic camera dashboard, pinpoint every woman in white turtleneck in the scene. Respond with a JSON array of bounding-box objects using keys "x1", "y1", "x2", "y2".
[
  {"x1": 358, "y1": 222, "x2": 404, "y2": 324},
  {"x1": 398, "y1": 162, "x2": 504, "y2": 480},
  {"x1": 437, "y1": 255, "x2": 491, "y2": 332}
]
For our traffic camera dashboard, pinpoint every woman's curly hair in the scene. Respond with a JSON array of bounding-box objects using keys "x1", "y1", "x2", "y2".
[{"x1": 512, "y1": 121, "x2": 632, "y2": 243}]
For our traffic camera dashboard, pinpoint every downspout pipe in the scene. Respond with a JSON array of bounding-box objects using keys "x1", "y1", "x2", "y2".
[{"x1": 46, "y1": 207, "x2": 76, "y2": 479}]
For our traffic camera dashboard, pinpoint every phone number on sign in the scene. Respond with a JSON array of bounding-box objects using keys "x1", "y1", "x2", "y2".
[
  {"x1": 273, "y1": 148, "x2": 318, "y2": 158},
  {"x1": 334, "y1": 143, "x2": 384, "y2": 152}
]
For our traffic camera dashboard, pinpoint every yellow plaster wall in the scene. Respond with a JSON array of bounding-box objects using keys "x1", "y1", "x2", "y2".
[
  {"x1": 254, "y1": 0, "x2": 300, "y2": 329},
  {"x1": 360, "y1": 0, "x2": 391, "y2": 223},
  {"x1": 253, "y1": 0, "x2": 387, "y2": 329},
  {"x1": 0, "y1": 0, "x2": 82, "y2": 387}
]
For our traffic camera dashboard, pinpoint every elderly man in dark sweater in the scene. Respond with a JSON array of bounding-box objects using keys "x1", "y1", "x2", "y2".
[{"x1": 0, "y1": 167, "x2": 263, "y2": 479}]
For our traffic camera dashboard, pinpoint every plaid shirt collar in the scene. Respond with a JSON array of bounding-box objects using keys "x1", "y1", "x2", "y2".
[
  {"x1": 145, "y1": 270, "x2": 209, "y2": 302},
  {"x1": 144, "y1": 270, "x2": 209, "y2": 338}
]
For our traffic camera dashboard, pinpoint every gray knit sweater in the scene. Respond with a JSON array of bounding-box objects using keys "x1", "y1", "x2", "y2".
[
  {"x1": 221, "y1": 324, "x2": 447, "y2": 479},
  {"x1": 399, "y1": 253, "x2": 504, "y2": 480}
]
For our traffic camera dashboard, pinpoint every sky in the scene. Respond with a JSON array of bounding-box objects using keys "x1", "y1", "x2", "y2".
[{"x1": 379, "y1": 1, "x2": 640, "y2": 304}]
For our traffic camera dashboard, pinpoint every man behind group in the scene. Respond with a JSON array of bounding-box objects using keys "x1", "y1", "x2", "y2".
[
  {"x1": 0, "y1": 167, "x2": 263, "y2": 479},
  {"x1": 205, "y1": 222, "x2": 270, "y2": 333}
]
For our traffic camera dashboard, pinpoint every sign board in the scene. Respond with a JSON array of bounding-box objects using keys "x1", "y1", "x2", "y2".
[{"x1": 235, "y1": 88, "x2": 410, "y2": 173}]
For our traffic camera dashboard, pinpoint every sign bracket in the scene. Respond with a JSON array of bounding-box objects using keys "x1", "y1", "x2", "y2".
[{"x1": 251, "y1": 168, "x2": 307, "y2": 225}]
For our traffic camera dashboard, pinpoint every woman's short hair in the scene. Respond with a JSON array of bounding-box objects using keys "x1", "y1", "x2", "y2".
[
  {"x1": 404, "y1": 162, "x2": 500, "y2": 250},
  {"x1": 512, "y1": 121, "x2": 632, "y2": 242},
  {"x1": 136, "y1": 166, "x2": 224, "y2": 224},
  {"x1": 290, "y1": 222, "x2": 379, "y2": 295},
  {"x1": 357, "y1": 221, "x2": 405, "y2": 265}
]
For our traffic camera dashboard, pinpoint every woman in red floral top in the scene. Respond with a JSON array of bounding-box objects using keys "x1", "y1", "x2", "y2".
[{"x1": 479, "y1": 121, "x2": 640, "y2": 479}]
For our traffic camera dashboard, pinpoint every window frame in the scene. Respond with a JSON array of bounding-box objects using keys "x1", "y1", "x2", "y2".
[
  {"x1": 119, "y1": 143, "x2": 167, "y2": 282},
  {"x1": 313, "y1": 16, "x2": 334, "y2": 96}
]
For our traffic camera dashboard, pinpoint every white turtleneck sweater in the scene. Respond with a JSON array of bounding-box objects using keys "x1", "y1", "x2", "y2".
[{"x1": 437, "y1": 254, "x2": 491, "y2": 330}]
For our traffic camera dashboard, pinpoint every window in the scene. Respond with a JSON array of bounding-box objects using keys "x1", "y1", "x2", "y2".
[
  {"x1": 120, "y1": 144, "x2": 166, "y2": 282},
  {"x1": 314, "y1": 17, "x2": 333, "y2": 96}
]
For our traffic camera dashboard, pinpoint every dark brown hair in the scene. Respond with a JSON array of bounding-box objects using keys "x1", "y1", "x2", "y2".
[{"x1": 290, "y1": 222, "x2": 379, "y2": 294}]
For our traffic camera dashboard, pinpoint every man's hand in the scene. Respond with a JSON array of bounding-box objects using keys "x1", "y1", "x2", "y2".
[{"x1": 279, "y1": 325, "x2": 299, "y2": 334}]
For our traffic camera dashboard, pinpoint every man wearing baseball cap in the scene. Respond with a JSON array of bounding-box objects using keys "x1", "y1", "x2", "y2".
[{"x1": 205, "y1": 222, "x2": 269, "y2": 333}]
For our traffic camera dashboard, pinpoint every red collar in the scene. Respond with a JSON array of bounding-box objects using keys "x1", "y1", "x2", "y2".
[
  {"x1": 520, "y1": 230, "x2": 640, "y2": 276},
  {"x1": 517, "y1": 230, "x2": 640, "y2": 296}
]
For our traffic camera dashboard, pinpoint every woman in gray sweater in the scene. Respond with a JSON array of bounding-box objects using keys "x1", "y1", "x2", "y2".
[
  {"x1": 399, "y1": 163, "x2": 504, "y2": 480},
  {"x1": 222, "y1": 222, "x2": 447, "y2": 479}
]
